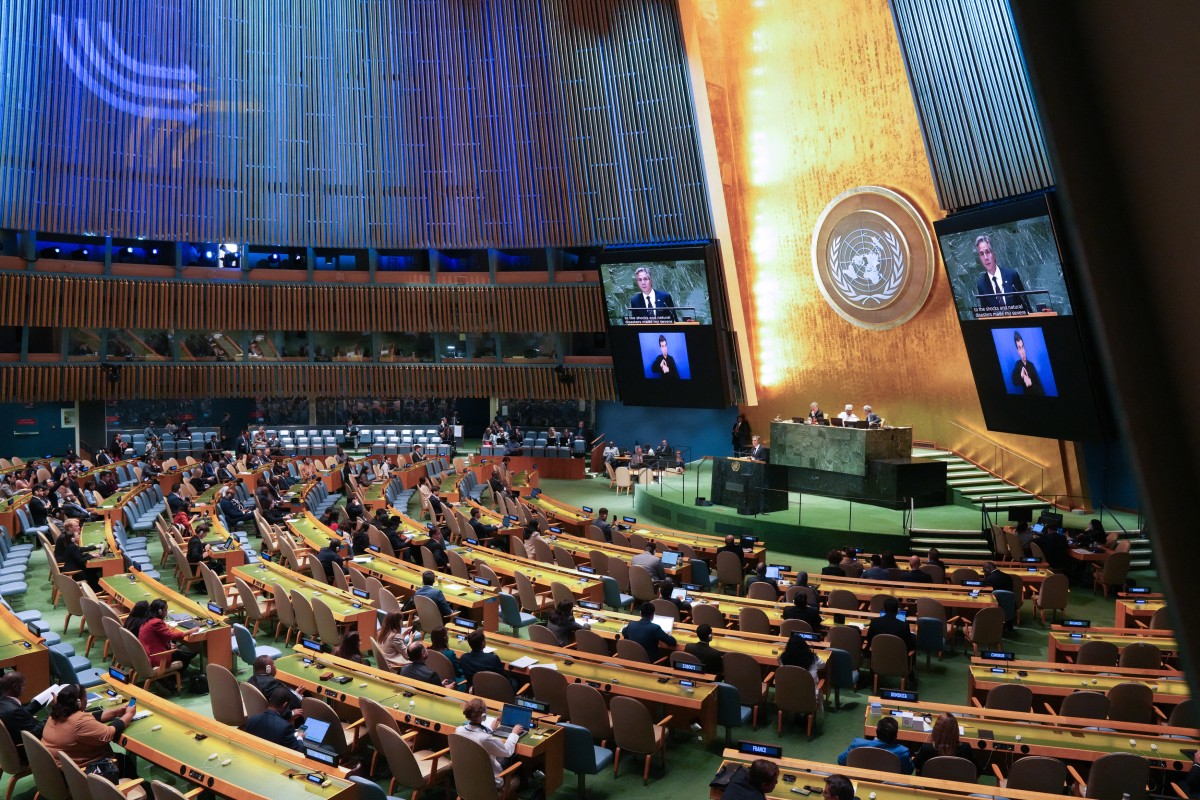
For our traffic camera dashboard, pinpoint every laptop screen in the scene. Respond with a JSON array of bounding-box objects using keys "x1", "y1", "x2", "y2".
[
  {"x1": 302, "y1": 718, "x2": 331, "y2": 745},
  {"x1": 499, "y1": 703, "x2": 534, "y2": 730},
  {"x1": 764, "y1": 566, "x2": 781, "y2": 580},
  {"x1": 661, "y1": 551, "x2": 680, "y2": 567},
  {"x1": 652, "y1": 615, "x2": 675, "y2": 635}
]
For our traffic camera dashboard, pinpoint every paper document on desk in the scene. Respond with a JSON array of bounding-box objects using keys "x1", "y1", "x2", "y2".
[
  {"x1": 510, "y1": 656, "x2": 539, "y2": 669},
  {"x1": 530, "y1": 662, "x2": 558, "y2": 671}
]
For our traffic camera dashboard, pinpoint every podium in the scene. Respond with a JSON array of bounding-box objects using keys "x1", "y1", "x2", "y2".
[{"x1": 710, "y1": 457, "x2": 788, "y2": 515}]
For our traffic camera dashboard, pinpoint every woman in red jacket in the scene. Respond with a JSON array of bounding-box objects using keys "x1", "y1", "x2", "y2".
[{"x1": 137, "y1": 599, "x2": 197, "y2": 672}]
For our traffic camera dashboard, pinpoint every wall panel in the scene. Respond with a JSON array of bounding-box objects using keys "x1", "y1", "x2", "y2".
[
  {"x1": 889, "y1": 0, "x2": 1054, "y2": 211},
  {"x1": 0, "y1": 364, "x2": 617, "y2": 403},
  {"x1": 0, "y1": 273, "x2": 606, "y2": 333},
  {"x1": 0, "y1": 0, "x2": 710, "y2": 249}
]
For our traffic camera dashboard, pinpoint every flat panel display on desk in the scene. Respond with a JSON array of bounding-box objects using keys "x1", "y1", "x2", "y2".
[
  {"x1": 935, "y1": 194, "x2": 1109, "y2": 441},
  {"x1": 599, "y1": 244, "x2": 732, "y2": 408}
]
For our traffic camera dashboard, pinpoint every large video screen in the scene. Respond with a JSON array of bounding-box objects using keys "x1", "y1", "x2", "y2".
[
  {"x1": 598, "y1": 245, "x2": 731, "y2": 408},
  {"x1": 935, "y1": 195, "x2": 1109, "y2": 441},
  {"x1": 599, "y1": 259, "x2": 713, "y2": 326},
  {"x1": 939, "y1": 214, "x2": 1074, "y2": 321}
]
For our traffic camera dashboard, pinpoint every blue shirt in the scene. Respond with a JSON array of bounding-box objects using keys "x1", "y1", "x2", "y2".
[
  {"x1": 837, "y1": 737, "x2": 914, "y2": 774},
  {"x1": 415, "y1": 584, "x2": 453, "y2": 617}
]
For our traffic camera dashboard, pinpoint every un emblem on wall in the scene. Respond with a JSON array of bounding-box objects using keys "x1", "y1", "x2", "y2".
[{"x1": 812, "y1": 186, "x2": 934, "y2": 330}]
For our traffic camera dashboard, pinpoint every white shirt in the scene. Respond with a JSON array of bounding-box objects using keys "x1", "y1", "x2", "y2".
[
  {"x1": 455, "y1": 722, "x2": 519, "y2": 786},
  {"x1": 838, "y1": 411, "x2": 859, "y2": 422}
]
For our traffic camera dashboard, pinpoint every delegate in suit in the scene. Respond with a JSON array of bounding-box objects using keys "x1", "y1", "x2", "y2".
[
  {"x1": 649, "y1": 335, "x2": 680, "y2": 380},
  {"x1": 973, "y1": 234, "x2": 1031, "y2": 311},
  {"x1": 629, "y1": 266, "x2": 677, "y2": 320},
  {"x1": 1010, "y1": 331, "x2": 1044, "y2": 395}
]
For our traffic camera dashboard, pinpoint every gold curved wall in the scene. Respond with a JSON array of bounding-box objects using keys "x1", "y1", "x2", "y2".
[{"x1": 682, "y1": 0, "x2": 1079, "y2": 500}]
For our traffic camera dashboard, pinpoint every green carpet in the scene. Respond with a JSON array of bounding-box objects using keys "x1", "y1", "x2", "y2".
[{"x1": 4, "y1": 477, "x2": 1152, "y2": 800}]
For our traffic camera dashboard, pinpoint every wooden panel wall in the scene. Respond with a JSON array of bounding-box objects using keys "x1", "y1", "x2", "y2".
[
  {"x1": 889, "y1": 0, "x2": 1055, "y2": 211},
  {"x1": 0, "y1": 0, "x2": 711, "y2": 248},
  {"x1": 0, "y1": 364, "x2": 617, "y2": 403},
  {"x1": 0, "y1": 274, "x2": 606, "y2": 333}
]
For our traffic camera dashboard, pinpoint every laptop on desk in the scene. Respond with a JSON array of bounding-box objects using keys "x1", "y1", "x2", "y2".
[
  {"x1": 492, "y1": 703, "x2": 534, "y2": 738},
  {"x1": 661, "y1": 550, "x2": 681, "y2": 568}
]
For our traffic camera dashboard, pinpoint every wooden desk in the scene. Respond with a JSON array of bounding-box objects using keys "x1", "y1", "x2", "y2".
[
  {"x1": 0, "y1": 600, "x2": 49, "y2": 701},
  {"x1": 443, "y1": 628, "x2": 719, "y2": 743},
  {"x1": 1116, "y1": 598, "x2": 1164, "y2": 628},
  {"x1": 545, "y1": 532, "x2": 693, "y2": 584},
  {"x1": 864, "y1": 697, "x2": 1198, "y2": 767},
  {"x1": 79, "y1": 519, "x2": 127, "y2": 577},
  {"x1": 232, "y1": 560, "x2": 377, "y2": 643},
  {"x1": 449, "y1": 545, "x2": 604, "y2": 602},
  {"x1": 103, "y1": 678, "x2": 354, "y2": 799},
  {"x1": 1047, "y1": 626, "x2": 1178, "y2": 664},
  {"x1": 575, "y1": 606, "x2": 805, "y2": 666},
  {"x1": 100, "y1": 572, "x2": 234, "y2": 670},
  {"x1": 968, "y1": 657, "x2": 1189, "y2": 713},
  {"x1": 272, "y1": 650, "x2": 563, "y2": 794},
  {"x1": 712, "y1": 751, "x2": 1069, "y2": 800},
  {"x1": 812, "y1": 575, "x2": 998, "y2": 616},
  {"x1": 346, "y1": 551, "x2": 499, "y2": 631}
]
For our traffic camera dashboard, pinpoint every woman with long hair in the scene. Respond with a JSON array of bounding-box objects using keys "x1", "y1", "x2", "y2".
[
  {"x1": 375, "y1": 611, "x2": 412, "y2": 670},
  {"x1": 123, "y1": 601, "x2": 152, "y2": 637},
  {"x1": 546, "y1": 600, "x2": 584, "y2": 646},
  {"x1": 913, "y1": 712, "x2": 976, "y2": 774},
  {"x1": 42, "y1": 684, "x2": 137, "y2": 775},
  {"x1": 333, "y1": 631, "x2": 366, "y2": 664}
]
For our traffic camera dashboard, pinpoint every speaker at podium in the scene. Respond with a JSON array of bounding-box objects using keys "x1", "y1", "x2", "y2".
[{"x1": 710, "y1": 457, "x2": 787, "y2": 514}]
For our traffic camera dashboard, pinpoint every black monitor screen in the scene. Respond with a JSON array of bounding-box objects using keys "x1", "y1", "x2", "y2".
[
  {"x1": 934, "y1": 193, "x2": 1110, "y2": 441},
  {"x1": 599, "y1": 259, "x2": 713, "y2": 326}
]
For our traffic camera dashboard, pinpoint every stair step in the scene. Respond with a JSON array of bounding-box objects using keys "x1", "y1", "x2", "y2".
[
  {"x1": 948, "y1": 477, "x2": 1003, "y2": 487},
  {"x1": 959, "y1": 486, "x2": 1026, "y2": 498}
]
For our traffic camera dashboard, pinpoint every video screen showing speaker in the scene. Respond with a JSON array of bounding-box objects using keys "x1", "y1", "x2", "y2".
[
  {"x1": 599, "y1": 256, "x2": 713, "y2": 326},
  {"x1": 935, "y1": 194, "x2": 1109, "y2": 441},
  {"x1": 599, "y1": 244, "x2": 734, "y2": 409}
]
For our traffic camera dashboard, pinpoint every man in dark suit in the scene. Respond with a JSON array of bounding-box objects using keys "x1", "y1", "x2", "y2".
[
  {"x1": 241, "y1": 689, "x2": 304, "y2": 753},
  {"x1": 414, "y1": 570, "x2": 453, "y2": 617},
  {"x1": 649, "y1": 335, "x2": 680, "y2": 379},
  {"x1": 166, "y1": 488, "x2": 187, "y2": 516},
  {"x1": 684, "y1": 623, "x2": 724, "y2": 675},
  {"x1": 593, "y1": 508, "x2": 613, "y2": 542},
  {"x1": 620, "y1": 603, "x2": 677, "y2": 660},
  {"x1": 0, "y1": 671, "x2": 45, "y2": 764},
  {"x1": 467, "y1": 507, "x2": 498, "y2": 543},
  {"x1": 314, "y1": 538, "x2": 347, "y2": 581},
  {"x1": 458, "y1": 630, "x2": 506, "y2": 688},
  {"x1": 218, "y1": 489, "x2": 254, "y2": 529},
  {"x1": 629, "y1": 266, "x2": 677, "y2": 320},
  {"x1": 247, "y1": 656, "x2": 301, "y2": 715},
  {"x1": 747, "y1": 435, "x2": 769, "y2": 462},
  {"x1": 781, "y1": 593, "x2": 823, "y2": 630},
  {"x1": 1010, "y1": 331, "x2": 1045, "y2": 395},
  {"x1": 903, "y1": 555, "x2": 933, "y2": 583},
  {"x1": 980, "y1": 561, "x2": 1014, "y2": 591},
  {"x1": 716, "y1": 535, "x2": 746, "y2": 569},
  {"x1": 974, "y1": 234, "x2": 1030, "y2": 311},
  {"x1": 867, "y1": 597, "x2": 914, "y2": 650}
]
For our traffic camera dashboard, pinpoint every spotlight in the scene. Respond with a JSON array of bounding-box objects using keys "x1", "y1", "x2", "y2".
[
  {"x1": 150, "y1": 248, "x2": 159, "y2": 256},
  {"x1": 38, "y1": 247, "x2": 61, "y2": 258},
  {"x1": 75, "y1": 248, "x2": 90, "y2": 261},
  {"x1": 268, "y1": 253, "x2": 280, "y2": 264},
  {"x1": 204, "y1": 250, "x2": 214, "y2": 261},
  {"x1": 125, "y1": 247, "x2": 134, "y2": 255}
]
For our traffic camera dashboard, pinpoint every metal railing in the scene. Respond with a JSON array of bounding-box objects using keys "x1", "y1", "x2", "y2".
[{"x1": 946, "y1": 419, "x2": 1046, "y2": 496}]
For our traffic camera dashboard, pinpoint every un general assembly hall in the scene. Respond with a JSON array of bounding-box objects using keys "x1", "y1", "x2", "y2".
[{"x1": 0, "y1": 2, "x2": 1194, "y2": 800}]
